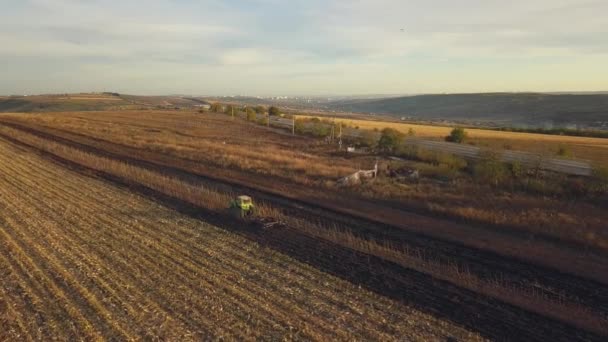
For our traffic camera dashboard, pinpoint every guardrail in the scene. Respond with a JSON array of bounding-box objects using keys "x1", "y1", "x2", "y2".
[{"x1": 338, "y1": 126, "x2": 591, "y2": 176}]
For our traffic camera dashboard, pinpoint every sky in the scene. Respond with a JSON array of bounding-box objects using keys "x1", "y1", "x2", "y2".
[{"x1": 1, "y1": 0, "x2": 607, "y2": 96}]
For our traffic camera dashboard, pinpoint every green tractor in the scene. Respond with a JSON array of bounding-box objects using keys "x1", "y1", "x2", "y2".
[
  {"x1": 229, "y1": 195, "x2": 255, "y2": 219},
  {"x1": 228, "y1": 195, "x2": 282, "y2": 229}
]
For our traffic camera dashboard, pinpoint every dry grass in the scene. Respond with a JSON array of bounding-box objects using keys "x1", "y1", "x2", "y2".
[
  {"x1": 12, "y1": 111, "x2": 355, "y2": 185},
  {"x1": 0, "y1": 137, "x2": 481, "y2": 341},
  {"x1": 1, "y1": 125, "x2": 606, "y2": 337}
]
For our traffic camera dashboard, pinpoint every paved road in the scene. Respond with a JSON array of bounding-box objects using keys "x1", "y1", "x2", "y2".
[{"x1": 342, "y1": 128, "x2": 592, "y2": 176}]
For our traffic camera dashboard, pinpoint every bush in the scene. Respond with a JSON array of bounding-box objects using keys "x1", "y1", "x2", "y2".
[
  {"x1": 268, "y1": 106, "x2": 280, "y2": 116},
  {"x1": 358, "y1": 130, "x2": 379, "y2": 148},
  {"x1": 592, "y1": 166, "x2": 608, "y2": 194},
  {"x1": 435, "y1": 153, "x2": 467, "y2": 170},
  {"x1": 557, "y1": 146, "x2": 572, "y2": 157},
  {"x1": 378, "y1": 128, "x2": 405, "y2": 153},
  {"x1": 407, "y1": 127, "x2": 416, "y2": 136},
  {"x1": 473, "y1": 152, "x2": 509, "y2": 186},
  {"x1": 256, "y1": 118, "x2": 267, "y2": 125},
  {"x1": 399, "y1": 146, "x2": 466, "y2": 171},
  {"x1": 311, "y1": 123, "x2": 331, "y2": 137},
  {"x1": 210, "y1": 103, "x2": 222, "y2": 113},
  {"x1": 254, "y1": 106, "x2": 265, "y2": 114},
  {"x1": 525, "y1": 178, "x2": 555, "y2": 195},
  {"x1": 446, "y1": 127, "x2": 467, "y2": 143},
  {"x1": 246, "y1": 108, "x2": 256, "y2": 121},
  {"x1": 224, "y1": 105, "x2": 235, "y2": 115},
  {"x1": 294, "y1": 120, "x2": 306, "y2": 134},
  {"x1": 509, "y1": 161, "x2": 525, "y2": 178}
]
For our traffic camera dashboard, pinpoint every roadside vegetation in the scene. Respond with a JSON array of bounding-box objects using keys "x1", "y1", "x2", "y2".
[{"x1": 445, "y1": 127, "x2": 467, "y2": 143}]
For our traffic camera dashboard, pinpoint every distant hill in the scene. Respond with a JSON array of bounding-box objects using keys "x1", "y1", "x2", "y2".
[
  {"x1": 0, "y1": 93, "x2": 209, "y2": 112},
  {"x1": 327, "y1": 93, "x2": 608, "y2": 129}
]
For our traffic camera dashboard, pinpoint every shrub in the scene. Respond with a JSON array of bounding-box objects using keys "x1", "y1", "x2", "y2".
[
  {"x1": 294, "y1": 120, "x2": 306, "y2": 134},
  {"x1": 396, "y1": 144, "x2": 415, "y2": 158},
  {"x1": 268, "y1": 106, "x2": 280, "y2": 116},
  {"x1": 210, "y1": 103, "x2": 222, "y2": 113},
  {"x1": 473, "y1": 152, "x2": 509, "y2": 186},
  {"x1": 446, "y1": 127, "x2": 467, "y2": 143},
  {"x1": 256, "y1": 118, "x2": 267, "y2": 125},
  {"x1": 509, "y1": 161, "x2": 525, "y2": 178},
  {"x1": 224, "y1": 105, "x2": 235, "y2": 115},
  {"x1": 254, "y1": 105, "x2": 265, "y2": 114},
  {"x1": 407, "y1": 127, "x2": 416, "y2": 136},
  {"x1": 399, "y1": 146, "x2": 466, "y2": 171},
  {"x1": 557, "y1": 146, "x2": 572, "y2": 158},
  {"x1": 436, "y1": 153, "x2": 467, "y2": 170},
  {"x1": 358, "y1": 130, "x2": 379, "y2": 148},
  {"x1": 311, "y1": 123, "x2": 331, "y2": 137},
  {"x1": 246, "y1": 108, "x2": 256, "y2": 121},
  {"x1": 523, "y1": 178, "x2": 566, "y2": 196},
  {"x1": 592, "y1": 166, "x2": 608, "y2": 194},
  {"x1": 378, "y1": 128, "x2": 405, "y2": 153}
]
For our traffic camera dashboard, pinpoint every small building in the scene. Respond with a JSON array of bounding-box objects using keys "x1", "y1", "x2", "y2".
[{"x1": 195, "y1": 104, "x2": 211, "y2": 110}]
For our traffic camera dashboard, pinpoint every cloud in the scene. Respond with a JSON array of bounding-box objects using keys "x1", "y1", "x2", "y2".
[{"x1": 0, "y1": 0, "x2": 607, "y2": 95}]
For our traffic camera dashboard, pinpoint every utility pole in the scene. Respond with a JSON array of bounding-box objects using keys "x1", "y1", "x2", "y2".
[
  {"x1": 231, "y1": 106, "x2": 234, "y2": 120},
  {"x1": 338, "y1": 122, "x2": 343, "y2": 150},
  {"x1": 292, "y1": 116, "x2": 295, "y2": 135}
]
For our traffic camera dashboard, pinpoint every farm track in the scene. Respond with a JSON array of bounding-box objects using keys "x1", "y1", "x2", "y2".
[
  {"x1": 0, "y1": 139, "x2": 485, "y2": 341},
  {"x1": 1, "y1": 118, "x2": 607, "y2": 315},
  {"x1": 0, "y1": 125, "x2": 607, "y2": 339}
]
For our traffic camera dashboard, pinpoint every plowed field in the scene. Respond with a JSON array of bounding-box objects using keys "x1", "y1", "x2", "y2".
[{"x1": 0, "y1": 138, "x2": 481, "y2": 341}]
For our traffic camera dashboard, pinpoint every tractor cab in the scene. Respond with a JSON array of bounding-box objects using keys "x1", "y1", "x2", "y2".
[
  {"x1": 236, "y1": 196, "x2": 253, "y2": 210},
  {"x1": 230, "y1": 195, "x2": 255, "y2": 218}
]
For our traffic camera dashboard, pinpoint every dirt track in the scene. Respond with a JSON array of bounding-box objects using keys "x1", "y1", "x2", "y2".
[{"x1": 0, "y1": 120, "x2": 607, "y2": 340}]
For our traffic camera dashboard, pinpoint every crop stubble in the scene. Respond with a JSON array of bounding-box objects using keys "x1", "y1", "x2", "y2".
[{"x1": 0, "y1": 138, "x2": 478, "y2": 341}]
